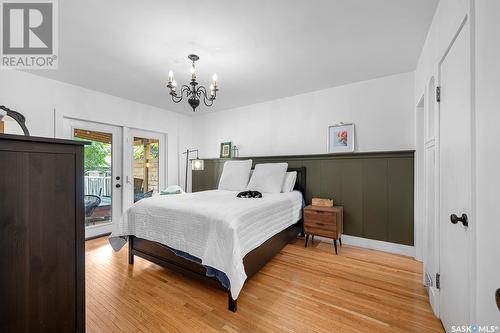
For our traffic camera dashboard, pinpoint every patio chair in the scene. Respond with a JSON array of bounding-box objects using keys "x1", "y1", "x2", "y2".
[
  {"x1": 134, "y1": 178, "x2": 144, "y2": 194},
  {"x1": 84, "y1": 195, "x2": 102, "y2": 218}
]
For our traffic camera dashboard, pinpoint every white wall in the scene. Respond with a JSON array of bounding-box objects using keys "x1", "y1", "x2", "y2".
[
  {"x1": 0, "y1": 70, "x2": 193, "y2": 188},
  {"x1": 193, "y1": 72, "x2": 414, "y2": 158},
  {"x1": 475, "y1": 0, "x2": 500, "y2": 326}
]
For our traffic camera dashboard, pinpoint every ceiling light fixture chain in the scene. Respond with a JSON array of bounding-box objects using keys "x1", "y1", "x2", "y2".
[{"x1": 167, "y1": 54, "x2": 218, "y2": 112}]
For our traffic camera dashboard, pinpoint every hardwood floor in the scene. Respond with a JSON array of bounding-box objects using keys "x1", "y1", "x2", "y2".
[{"x1": 86, "y1": 237, "x2": 443, "y2": 332}]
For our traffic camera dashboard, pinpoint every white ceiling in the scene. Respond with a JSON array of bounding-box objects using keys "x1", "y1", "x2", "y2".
[{"x1": 29, "y1": 0, "x2": 438, "y2": 115}]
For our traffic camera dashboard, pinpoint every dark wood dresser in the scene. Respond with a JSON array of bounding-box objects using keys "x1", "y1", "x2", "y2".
[
  {"x1": 303, "y1": 205, "x2": 343, "y2": 254},
  {"x1": 0, "y1": 134, "x2": 86, "y2": 332}
]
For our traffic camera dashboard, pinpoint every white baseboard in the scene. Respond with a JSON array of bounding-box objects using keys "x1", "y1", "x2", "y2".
[
  {"x1": 314, "y1": 234, "x2": 415, "y2": 257},
  {"x1": 428, "y1": 285, "x2": 439, "y2": 317},
  {"x1": 85, "y1": 222, "x2": 113, "y2": 240}
]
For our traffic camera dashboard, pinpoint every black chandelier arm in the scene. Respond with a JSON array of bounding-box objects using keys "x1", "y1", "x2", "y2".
[
  {"x1": 195, "y1": 85, "x2": 216, "y2": 106},
  {"x1": 170, "y1": 85, "x2": 192, "y2": 103},
  {"x1": 202, "y1": 97, "x2": 215, "y2": 107},
  {"x1": 171, "y1": 94, "x2": 183, "y2": 103},
  {"x1": 202, "y1": 84, "x2": 218, "y2": 99}
]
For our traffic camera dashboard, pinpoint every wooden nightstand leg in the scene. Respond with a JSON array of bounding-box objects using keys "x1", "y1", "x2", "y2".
[
  {"x1": 333, "y1": 239, "x2": 338, "y2": 254},
  {"x1": 311, "y1": 235, "x2": 314, "y2": 244},
  {"x1": 305, "y1": 234, "x2": 309, "y2": 248},
  {"x1": 339, "y1": 237, "x2": 342, "y2": 247}
]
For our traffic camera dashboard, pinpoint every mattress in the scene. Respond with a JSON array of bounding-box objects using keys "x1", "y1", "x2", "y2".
[{"x1": 109, "y1": 189, "x2": 303, "y2": 299}]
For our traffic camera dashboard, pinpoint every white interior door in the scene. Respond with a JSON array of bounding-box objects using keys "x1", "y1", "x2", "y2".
[
  {"x1": 63, "y1": 118, "x2": 123, "y2": 239},
  {"x1": 438, "y1": 21, "x2": 472, "y2": 331}
]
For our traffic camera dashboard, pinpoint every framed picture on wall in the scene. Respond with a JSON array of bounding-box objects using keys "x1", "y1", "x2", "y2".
[
  {"x1": 328, "y1": 123, "x2": 355, "y2": 153},
  {"x1": 220, "y1": 142, "x2": 232, "y2": 158}
]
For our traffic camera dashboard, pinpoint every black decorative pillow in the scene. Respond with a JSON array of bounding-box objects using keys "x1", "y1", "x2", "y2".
[{"x1": 237, "y1": 191, "x2": 263, "y2": 198}]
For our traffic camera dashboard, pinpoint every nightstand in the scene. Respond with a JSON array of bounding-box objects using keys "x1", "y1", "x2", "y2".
[{"x1": 303, "y1": 205, "x2": 343, "y2": 254}]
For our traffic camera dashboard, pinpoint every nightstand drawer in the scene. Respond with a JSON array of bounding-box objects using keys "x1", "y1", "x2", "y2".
[
  {"x1": 304, "y1": 218, "x2": 336, "y2": 232},
  {"x1": 304, "y1": 225, "x2": 336, "y2": 239},
  {"x1": 304, "y1": 210, "x2": 336, "y2": 227}
]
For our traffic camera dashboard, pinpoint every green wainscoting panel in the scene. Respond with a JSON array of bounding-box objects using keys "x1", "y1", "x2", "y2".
[
  {"x1": 363, "y1": 159, "x2": 389, "y2": 242},
  {"x1": 191, "y1": 151, "x2": 414, "y2": 246},
  {"x1": 387, "y1": 158, "x2": 415, "y2": 245}
]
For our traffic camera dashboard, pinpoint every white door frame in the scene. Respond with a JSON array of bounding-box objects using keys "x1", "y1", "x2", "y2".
[
  {"x1": 425, "y1": 76, "x2": 440, "y2": 316},
  {"x1": 414, "y1": 95, "x2": 425, "y2": 263},
  {"x1": 123, "y1": 127, "x2": 167, "y2": 211},
  {"x1": 62, "y1": 117, "x2": 123, "y2": 239}
]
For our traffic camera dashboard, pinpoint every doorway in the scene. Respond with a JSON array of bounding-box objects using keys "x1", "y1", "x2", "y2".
[{"x1": 63, "y1": 119, "x2": 123, "y2": 239}]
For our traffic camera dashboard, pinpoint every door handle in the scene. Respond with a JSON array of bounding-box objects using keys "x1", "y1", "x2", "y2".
[
  {"x1": 450, "y1": 213, "x2": 468, "y2": 227},
  {"x1": 115, "y1": 184, "x2": 121, "y2": 188}
]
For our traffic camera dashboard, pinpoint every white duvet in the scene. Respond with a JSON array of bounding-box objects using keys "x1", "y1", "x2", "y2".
[{"x1": 109, "y1": 189, "x2": 303, "y2": 299}]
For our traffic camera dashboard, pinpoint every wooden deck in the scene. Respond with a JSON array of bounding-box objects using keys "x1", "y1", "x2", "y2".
[{"x1": 86, "y1": 237, "x2": 443, "y2": 332}]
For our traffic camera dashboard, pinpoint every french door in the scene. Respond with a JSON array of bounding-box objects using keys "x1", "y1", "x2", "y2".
[
  {"x1": 63, "y1": 119, "x2": 123, "y2": 239},
  {"x1": 438, "y1": 19, "x2": 472, "y2": 331},
  {"x1": 123, "y1": 128, "x2": 167, "y2": 211}
]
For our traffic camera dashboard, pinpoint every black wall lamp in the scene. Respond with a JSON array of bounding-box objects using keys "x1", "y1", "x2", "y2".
[
  {"x1": 182, "y1": 149, "x2": 204, "y2": 192},
  {"x1": 0, "y1": 105, "x2": 30, "y2": 136}
]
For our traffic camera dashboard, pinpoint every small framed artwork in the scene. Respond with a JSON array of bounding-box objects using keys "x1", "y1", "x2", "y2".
[
  {"x1": 220, "y1": 142, "x2": 232, "y2": 158},
  {"x1": 328, "y1": 123, "x2": 355, "y2": 153}
]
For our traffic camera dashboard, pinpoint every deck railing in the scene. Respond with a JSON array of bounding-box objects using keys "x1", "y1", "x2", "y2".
[{"x1": 84, "y1": 175, "x2": 112, "y2": 196}]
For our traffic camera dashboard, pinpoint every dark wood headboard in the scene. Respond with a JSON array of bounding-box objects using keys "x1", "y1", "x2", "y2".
[
  {"x1": 288, "y1": 167, "x2": 306, "y2": 197},
  {"x1": 247, "y1": 166, "x2": 306, "y2": 197}
]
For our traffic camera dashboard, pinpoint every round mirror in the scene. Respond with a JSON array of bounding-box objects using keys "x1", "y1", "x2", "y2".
[{"x1": 0, "y1": 106, "x2": 30, "y2": 136}]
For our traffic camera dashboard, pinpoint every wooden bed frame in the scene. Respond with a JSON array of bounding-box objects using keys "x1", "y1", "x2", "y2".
[{"x1": 128, "y1": 167, "x2": 306, "y2": 312}]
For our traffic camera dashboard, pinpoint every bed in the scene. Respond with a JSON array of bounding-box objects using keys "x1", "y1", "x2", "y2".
[{"x1": 109, "y1": 167, "x2": 306, "y2": 312}]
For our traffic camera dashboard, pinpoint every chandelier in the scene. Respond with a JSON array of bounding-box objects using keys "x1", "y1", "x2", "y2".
[{"x1": 167, "y1": 54, "x2": 218, "y2": 112}]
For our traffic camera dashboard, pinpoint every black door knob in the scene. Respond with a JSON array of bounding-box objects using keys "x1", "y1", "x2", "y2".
[
  {"x1": 450, "y1": 213, "x2": 468, "y2": 227},
  {"x1": 116, "y1": 176, "x2": 121, "y2": 181},
  {"x1": 115, "y1": 184, "x2": 121, "y2": 188}
]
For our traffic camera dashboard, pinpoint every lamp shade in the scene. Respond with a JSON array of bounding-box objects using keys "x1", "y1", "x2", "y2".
[{"x1": 191, "y1": 159, "x2": 204, "y2": 171}]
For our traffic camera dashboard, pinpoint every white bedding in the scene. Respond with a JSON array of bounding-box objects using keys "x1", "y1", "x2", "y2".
[{"x1": 109, "y1": 189, "x2": 303, "y2": 299}]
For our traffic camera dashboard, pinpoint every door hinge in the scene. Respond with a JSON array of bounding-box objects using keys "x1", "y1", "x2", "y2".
[
  {"x1": 436, "y1": 273, "x2": 441, "y2": 289},
  {"x1": 436, "y1": 86, "x2": 441, "y2": 103}
]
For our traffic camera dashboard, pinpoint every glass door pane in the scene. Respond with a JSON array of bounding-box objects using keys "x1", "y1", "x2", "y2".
[
  {"x1": 74, "y1": 129, "x2": 113, "y2": 227},
  {"x1": 133, "y1": 137, "x2": 160, "y2": 202}
]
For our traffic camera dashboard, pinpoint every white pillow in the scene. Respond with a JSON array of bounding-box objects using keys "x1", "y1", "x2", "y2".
[
  {"x1": 281, "y1": 171, "x2": 297, "y2": 193},
  {"x1": 164, "y1": 185, "x2": 184, "y2": 193},
  {"x1": 218, "y1": 160, "x2": 253, "y2": 191},
  {"x1": 247, "y1": 163, "x2": 288, "y2": 193}
]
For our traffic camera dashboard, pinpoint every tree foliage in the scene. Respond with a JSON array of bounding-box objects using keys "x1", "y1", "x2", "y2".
[
  {"x1": 84, "y1": 141, "x2": 111, "y2": 173},
  {"x1": 133, "y1": 142, "x2": 159, "y2": 160}
]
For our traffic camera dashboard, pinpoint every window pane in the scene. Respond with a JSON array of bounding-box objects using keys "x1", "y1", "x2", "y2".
[
  {"x1": 133, "y1": 137, "x2": 159, "y2": 202},
  {"x1": 74, "y1": 129, "x2": 113, "y2": 227}
]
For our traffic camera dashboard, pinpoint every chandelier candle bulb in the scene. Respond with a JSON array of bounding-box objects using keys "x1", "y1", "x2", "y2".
[
  {"x1": 168, "y1": 70, "x2": 173, "y2": 83},
  {"x1": 190, "y1": 65, "x2": 196, "y2": 80}
]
